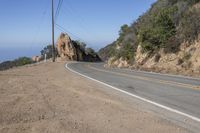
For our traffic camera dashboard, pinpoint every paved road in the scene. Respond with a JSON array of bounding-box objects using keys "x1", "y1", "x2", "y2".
[{"x1": 66, "y1": 62, "x2": 200, "y2": 131}]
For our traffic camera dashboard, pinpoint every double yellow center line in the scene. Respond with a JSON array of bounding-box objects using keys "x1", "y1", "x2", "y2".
[{"x1": 87, "y1": 65, "x2": 200, "y2": 90}]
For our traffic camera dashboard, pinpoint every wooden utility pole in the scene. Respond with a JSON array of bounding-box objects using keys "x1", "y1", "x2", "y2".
[{"x1": 52, "y1": 0, "x2": 55, "y2": 62}]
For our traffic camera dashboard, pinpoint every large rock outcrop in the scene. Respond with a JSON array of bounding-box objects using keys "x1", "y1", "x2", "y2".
[
  {"x1": 56, "y1": 33, "x2": 101, "y2": 62},
  {"x1": 56, "y1": 33, "x2": 77, "y2": 61}
]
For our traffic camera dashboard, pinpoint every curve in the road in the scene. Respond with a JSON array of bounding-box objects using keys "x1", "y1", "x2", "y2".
[
  {"x1": 65, "y1": 62, "x2": 200, "y2": 123},
  {"x1": 87, "y1": 64, "x2": 200, "y2": 90}
]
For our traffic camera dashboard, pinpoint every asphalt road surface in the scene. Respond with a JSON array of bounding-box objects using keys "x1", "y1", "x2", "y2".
[{"x1": 66, "y1": 62, "x2": 200, "y2": 132}]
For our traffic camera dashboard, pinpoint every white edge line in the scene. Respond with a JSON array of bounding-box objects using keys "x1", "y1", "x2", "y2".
[{"x1": 65, "y1": 63, "x2": 200, "y2": 123}]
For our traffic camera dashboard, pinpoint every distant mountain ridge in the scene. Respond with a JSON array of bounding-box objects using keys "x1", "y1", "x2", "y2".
[{"x1": 98, "y1": 0, "x2": 200, "y2": 77}]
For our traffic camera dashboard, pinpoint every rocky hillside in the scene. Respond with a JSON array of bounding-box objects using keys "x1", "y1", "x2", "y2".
[
  {"x1": 57, "y1": 33, "x2": 101, "y2": 62},
  {"x1": 98, "y1": 0, "x2": 200, "y2": 77}
]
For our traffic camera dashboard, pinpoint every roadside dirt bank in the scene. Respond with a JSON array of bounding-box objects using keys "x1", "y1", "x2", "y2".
[{"x1": 0, "y1": 62, "x2": 190, "y2": 133}]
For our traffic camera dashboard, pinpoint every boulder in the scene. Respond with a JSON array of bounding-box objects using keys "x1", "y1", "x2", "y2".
[
  {"x1": 32, "y1": 56, "x2": 42, "y2": 62},
  {"x1": 56, "y1": 33, "x2": 77, "y2": 61},
  {"x1": 56, "y1": 33, "x2": 101, "y2": 62}
]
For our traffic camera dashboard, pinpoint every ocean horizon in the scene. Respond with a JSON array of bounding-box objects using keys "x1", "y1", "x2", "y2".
[{"x1": 0, "y1": 47, "x2": 42, "y2": 63}]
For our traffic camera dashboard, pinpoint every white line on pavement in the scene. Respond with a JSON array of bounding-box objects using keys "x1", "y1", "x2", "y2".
[{"x1": 65, "y1": 63, "x2": 200, "y2": 123}]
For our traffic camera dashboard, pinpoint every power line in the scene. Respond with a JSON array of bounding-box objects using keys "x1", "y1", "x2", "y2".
[
  {"x1": 55, "y1": 0, "x2": 63, "y2": 22},
  {"x1": 55, "y1": 23, "x2": 85, "y2": 41},
  {"x1": 62, "y1": 1, "x2": 88, "y2": 30},
  {"x1": 60, "y1": 4, "x2": 92, "y2": 38},
  {"x1": 55, "y1": 0, "x2": 61, "y2": 19},
  {"x1": 55, "y1": 0, "x2": 91, "y2": 45},
  {"x1": 65, "y1": 0, "x2": 86, "y2": 23}
]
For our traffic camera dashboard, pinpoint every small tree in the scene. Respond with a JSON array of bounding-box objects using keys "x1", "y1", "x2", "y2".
[
  {"x1": 85, "y1": 48, "x2": 96, "y2": 56},
  {"x1": 40, "y1": 45, "x2": 57, "y2": 59},
  {"x1": 137, "y1": 7, "x2": 176, "y2": 52},
  {"x1": 74, "y1": 40, "x2": 87, "y2": 51},
  {"x1": 118, "y1": 24, "x2": 130, "y2": 43}
]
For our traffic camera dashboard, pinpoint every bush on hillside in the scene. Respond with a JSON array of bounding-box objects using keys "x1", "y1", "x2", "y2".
[
  {"x1": 116, "y1": 43, "x2": 135, "y2": 63},
  {"x1": 41, "y1": 45, "x2": 57, "y2": 59},
  {"x1": 99, "y1": 0, "x2": 200, "y2": 62},
  {"x1": 178, "y1": 6, "x2": 200, "y2": 42},
  {"x1": 137, "y1": 7, "x2": 176, "y2": 52},
  {"x1": 0, "y1": 57, "x2": 33, "y2": 71},
  {"x1": 73, "y1": 40, "x2": 87, "y2": 51},
  {"x1": 14, "y1": 57, "x2": 32, "y2": 66},
  {"x1": 98, "y1": 42, "x2": 117, "y2": 61}
]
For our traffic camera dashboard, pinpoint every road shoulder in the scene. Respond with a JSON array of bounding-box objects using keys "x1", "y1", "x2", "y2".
[{"x1": 0, "y1": 62, "x2": 190, "y2": 133}]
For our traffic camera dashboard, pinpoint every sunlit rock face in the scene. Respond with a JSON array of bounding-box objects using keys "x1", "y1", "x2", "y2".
[
  {"x1": 56, "y1": 33, "x2": 102, "y2": 62},
  {"x1": 56, "y1": 33, "x2": 77, "y2": 61}
]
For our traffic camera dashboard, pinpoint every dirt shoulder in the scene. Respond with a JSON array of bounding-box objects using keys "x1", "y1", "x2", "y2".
[{"x1": 0, "y1": 62, "x2": 190, "y2": 133}]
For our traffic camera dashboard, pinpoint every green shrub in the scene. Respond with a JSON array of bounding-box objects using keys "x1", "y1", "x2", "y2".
[
  {"x1": 116, "y1": 43, "x2": 135, "y2": 63},
  {"x1": 137, "y1": 7, "x2": 176, "y2": 52},
  {"x1": 178, "y1": 6, "x2": 200, "y2": 42},
  {"x1": 14, "y1": 57, "x2": 32, "y2": 66},
  {"x1": 98, "y1": 42, "x2": 117, "y2": 61},
  {"x1": 99, "y1": 0, "x2": 199, "y2": 61},
  {"x1": 183, "y1": 52, "x2": 191, "y2": 61},
  {"x1": 41, "y1": 45, "x2": 54, "y2": 59},
  {"x1": 0, "y1": 57, "x2": 33, "y2": 71},
  {"x1": 85, "y1": 48, "x2": 96, "y2": 56}
]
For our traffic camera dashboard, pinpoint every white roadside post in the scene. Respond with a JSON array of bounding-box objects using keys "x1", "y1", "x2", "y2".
[{"x1": 44, "y1": 53, "x2": 47, "y2": 62}]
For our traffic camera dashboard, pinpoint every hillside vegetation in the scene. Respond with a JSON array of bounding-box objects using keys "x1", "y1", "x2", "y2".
[
  {"x1": 0, "y1": 57, "x2": 33, "y2": 71},
  {"x1": 98, "y1": 0, "x2": 200, "y2": 77}
]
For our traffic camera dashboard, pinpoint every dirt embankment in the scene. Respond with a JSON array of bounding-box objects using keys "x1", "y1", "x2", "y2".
[
  {"x1": 107, "y1": 36, "x2": 200, "y2": 78},
  {"x1": 0, "y1": 62, "x2": 190, "y2": 133}
]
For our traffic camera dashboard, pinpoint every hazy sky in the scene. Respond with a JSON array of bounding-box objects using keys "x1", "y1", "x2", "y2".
[{"x1": 0, "y1": 0, "x2": 156, "y2": 51}]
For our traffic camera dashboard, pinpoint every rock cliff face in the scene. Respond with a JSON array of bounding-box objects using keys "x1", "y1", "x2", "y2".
[
  {"x1": 106, "y1": 36, "x2": 200, "y2": 77},
  {"x1": 134, "y1": 36, "x2": 200, "y2": 76},
  {"x1": 56, "y1": 33, "x2": 101, "y2": 62},
  {"x1": 56, "y1": 33, "x2": 77, "y2": 61}
]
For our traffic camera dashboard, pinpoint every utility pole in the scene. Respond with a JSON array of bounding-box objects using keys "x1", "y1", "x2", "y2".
[{"x1": 52, "y1": 0, "x2": 55, "y2": 62}]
